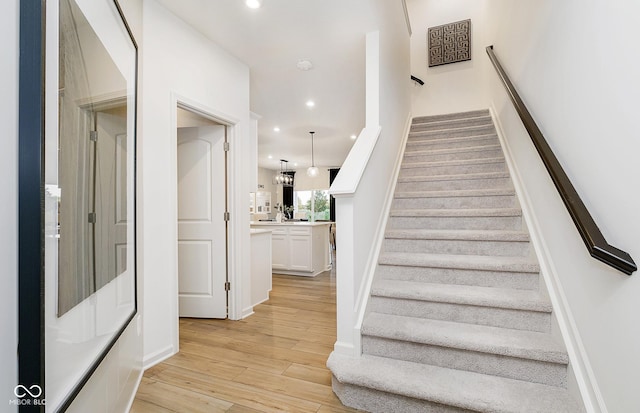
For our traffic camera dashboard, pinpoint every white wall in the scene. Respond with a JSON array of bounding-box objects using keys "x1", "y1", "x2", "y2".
[
  {"x1": 407, "y1": 0, "x2": 489, "y2": 116},
  {"x1": 140, "y1": 0, "x2": 251, "y2": 366},
  {"x1": 1, "y1": 0, "x2": 18, "y2": 411},
  {"x1": 257, "y1": 167, "x2": 278, "y2": 197},
  {"x1": 484, "y1": 1, "x2": 640, "y2": 411}
]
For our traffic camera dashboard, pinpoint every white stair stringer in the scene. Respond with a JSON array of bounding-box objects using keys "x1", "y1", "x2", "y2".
[{"x1": 328, "y1": 109, "x2": 585, "y2": 412}]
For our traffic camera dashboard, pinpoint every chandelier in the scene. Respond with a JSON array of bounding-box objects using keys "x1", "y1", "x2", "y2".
[{"x1": 274, "y1": 159, "x2": 293, "y2": 186}]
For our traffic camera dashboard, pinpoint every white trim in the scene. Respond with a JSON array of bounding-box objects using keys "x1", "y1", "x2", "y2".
[
  {"x1": 142, "y1": 344, "x2": 175, "y2": 370},
  {"x1": 490, "y1": 105, "x2": 603, "y2": 413},
  {"x1": 169, "y1": 92, "x2": 241, "y2": 327},
  {"x1": 329, "y1": 126, "x2": 382, "y2": 196},
  {"x1": 352, "y1": 113, "x2": 413, "y2": 353},
  {"x1": 241, "y1": 307, "x2": 255, "y2": 319},
  {"x1": 401, "y1": 0, "x2": 412, "y2": 36},
  {"x1": 121, "y1": 366, "x2": 145, "y2": 412}
]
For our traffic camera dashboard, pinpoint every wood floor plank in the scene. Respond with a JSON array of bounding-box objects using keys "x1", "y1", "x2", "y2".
[
  {"x1": 283, "y1": 363, "x2": 332, "y2": 386},
  {"x1": 291, "y1": 340, "x2": 335, "y2": 356},
  {"x1": 133, "y1": 377, "x2": 232, "y2": 413},
  {"x1": 133, "y1": 259, "x2": 359, "y2": 412},
  {"x1": 178, "y1": 340, "x2": 291, "y2": 375},
  {"x1": 151, "y1": 365, "x2": 321, "y2": 413},
  {"x1": 160, "y1": 352, "x2": 247, "y2": 381},
  {"x1": 130, "y1": 398, "x2": 177, "y2": 413},
  {"x1": 233, "y1": 368, "x2": 346, "y2": 408}
]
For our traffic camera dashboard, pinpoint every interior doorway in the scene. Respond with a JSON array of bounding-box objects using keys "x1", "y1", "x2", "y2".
[{"x1": 176, "y1": 106, "x2": 228, "y2": 319}]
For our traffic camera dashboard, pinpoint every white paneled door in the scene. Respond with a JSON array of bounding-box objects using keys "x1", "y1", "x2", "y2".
[{"x1": 177, "y1": 125, "x2": 227, "y2": 318}]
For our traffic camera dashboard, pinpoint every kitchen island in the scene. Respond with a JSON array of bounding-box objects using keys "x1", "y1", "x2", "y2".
[{"x1": 250, "y1": 221, "x2": 332, "y2": 277}]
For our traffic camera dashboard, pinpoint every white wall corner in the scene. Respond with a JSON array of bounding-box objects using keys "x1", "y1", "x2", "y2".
[{"x1": 489, "y1": 105, "x2": 604, "y2": 413}]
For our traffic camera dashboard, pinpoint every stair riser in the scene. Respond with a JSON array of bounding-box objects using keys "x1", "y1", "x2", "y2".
[
  {"x1": 392, "y1": 194, "x2": 517, "y2": 209},
  {"x1": 382, "y1": 238, "x2": 531, "y2": 257},
  {"x1": 404, "y1": 148, "x2": 504, "y2": 163},
  {"x1": 396, "y1": 177, "x2": 512, "y2": 192},
  {"x1": 388, "y1": 215, "x2": 523, "y2": 231},
  {"x1": 400, "y1": 162, "x2": 506, "y2": 177},
  {"x1": 376, "y1": 265, "x2": 539, "y2": 290},
  {"x1": 413, "y1": 110, "x2": 490, "y2": 124},
  {"x1": 409, "y1": 125, "x2": 496, "y2": 140},
  {"x1": 332, "y1": 378, "x2": 468, "y2": 413},
  {"x1": 407, "y1": 136, "x2": 499, "y2": 151},
  {"x1": 411, "y1": 117, "x2": 493, "y2": 132},
  {"x1": 362, "y1": 336, "x2": 568, "y2": 387},
  {"x1": 369, "y1": 296, "x2": 551, "y2": 332}
]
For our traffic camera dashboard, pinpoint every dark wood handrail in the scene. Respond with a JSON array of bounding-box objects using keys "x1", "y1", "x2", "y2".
[{"x1": 486, "y1": 45, "x2": 636, "y2": 275}]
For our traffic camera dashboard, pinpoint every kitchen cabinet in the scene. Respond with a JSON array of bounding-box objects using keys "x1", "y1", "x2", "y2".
[{"x1": 250, "y1": 222, "x2": 331, "y2": 277}]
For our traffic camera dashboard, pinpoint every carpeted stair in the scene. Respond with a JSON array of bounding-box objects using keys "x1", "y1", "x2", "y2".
[{"x1": 328, "y1": 109, "x2": 584, "y2": 412}]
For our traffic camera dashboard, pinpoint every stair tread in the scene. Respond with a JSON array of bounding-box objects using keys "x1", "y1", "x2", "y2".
[
  {"x1": 398, "y1": 171, "x2": 510, "y2": 183},
  {"x1": 391, "y1": 207, "x2": 522, "y2": 217},
  {"x1": 405, "y1": 142, "x2": 500, "y2": 155},
  {"x1": 410, "y1": 124, "x2": 495, "y2": 136},
  {"x1": 371, "y1": 278, "x2": 551, "y2": 312},
  {"x1": 328, "y1": 353, "x2": 582, "y2": 413},
  {"x1": 407, "y1": 133, "x2": 497, "y2": 145},
  {"x1": 394, "y1": 188, "x2": 515, "y2": 198},
  {"x1": 385, "y1": 229, "x2": 530, "y2": 242},
  {"x1": 402, "y1": 157, "x2": 505, "y2": 169},
  {"x1": 378, "y1": 251, "x2": 540, "y2": 273},
  {"x1": 362, "y1": 313, "x2": 568, "y2": 364},
  {"x1": 413, "y1": 110, "x2": 490, "y2": 124}
]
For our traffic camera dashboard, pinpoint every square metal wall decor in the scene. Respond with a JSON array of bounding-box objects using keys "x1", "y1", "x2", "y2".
[{"x1": 428, "y1": 19, "x2": 471, "y2": 67}]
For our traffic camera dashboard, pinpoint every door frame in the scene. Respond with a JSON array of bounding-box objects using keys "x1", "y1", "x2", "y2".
[{"x1": 169, "y1": 93, "x2": 242, "y2": 352}]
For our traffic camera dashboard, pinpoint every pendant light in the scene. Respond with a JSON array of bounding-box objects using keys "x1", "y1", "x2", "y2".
[
  {"x1": 306, "y1": 131, "x2": 319, "y2": 177},
  {"x1": 275, "y1": 159, "x2": 293, "y2": 186}
]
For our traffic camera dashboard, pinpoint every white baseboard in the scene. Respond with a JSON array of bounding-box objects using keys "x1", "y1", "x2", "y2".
[
  {"x1": 490, "y1": 105, "x2": 603, "y2": 413},
  {"x1": 121, "y1": 366, "x2": 144, "y2": 412},
  {"x1": 242, "y1": 306, "x2": 255, "y2": 319},
  {"x1": 142, "y1": 344, "x2": 176, "y2": 370},
  {"x1": 333, "y1": 341, "x2": 355, "y2": 356}
]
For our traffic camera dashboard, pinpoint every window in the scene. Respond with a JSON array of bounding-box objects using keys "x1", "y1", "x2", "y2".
[{"x1": 294, "y1": 189, "x2": 330, "y2": 221}]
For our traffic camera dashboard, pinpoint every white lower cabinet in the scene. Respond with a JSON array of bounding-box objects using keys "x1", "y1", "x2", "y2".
[
  {"x1": 271, "y1": 233, "x2": 289, "y2": 270},
  {"x1": 289, "y1": 235, "x2": 312, "y2": 271},
  {"x1": 250, "y1": 222, "x2": 331, "y2": 276}
]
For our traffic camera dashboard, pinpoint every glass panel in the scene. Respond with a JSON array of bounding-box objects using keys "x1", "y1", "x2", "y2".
[
  {"x1": 312, "y1": 190, "x2": 330, "y2": 221},
  {"x1": 57, "y1": 0, "x2": 128, "y2": 315},
  {"x1": 294, "y1": 189, "x2": 331, "y2": 221}
]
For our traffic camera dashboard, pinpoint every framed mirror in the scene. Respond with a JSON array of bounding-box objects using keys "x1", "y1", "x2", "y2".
[{"x1": 19, "y1": 0, "x2": 138, "y2": 410}]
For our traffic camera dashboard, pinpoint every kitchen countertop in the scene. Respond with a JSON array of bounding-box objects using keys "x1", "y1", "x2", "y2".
[
  {"x1": 250, "y1": 221, "x2": 332, "y2": 226},
  {"x1": 250, "y1": 229, "x2": 272, "y2": 234}
]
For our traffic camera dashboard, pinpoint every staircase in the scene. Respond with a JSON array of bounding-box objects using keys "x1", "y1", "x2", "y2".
[{"x1": 328, "y1": 110, "x2": 584, "y2": 412}]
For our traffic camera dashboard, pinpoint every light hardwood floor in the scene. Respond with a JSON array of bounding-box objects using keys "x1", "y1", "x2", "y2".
[{"x1": 131, "y1": 266, "x2": 359, "y2": 413}]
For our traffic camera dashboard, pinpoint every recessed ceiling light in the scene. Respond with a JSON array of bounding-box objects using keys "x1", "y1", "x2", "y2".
[
  {"x1": 293, "y1": 162, "x2": 298, "y2": 167},
  {"x1": 268, "y1": 155, "x2": 273, "y2": 159},
  {"x1": 273, "y1": 127, "x2": 280, "y2": 132},
  {"x1": 350, "y1": 134, "x2": 357, "y2": 140},
  {"x1": 297, "y1": 59, "x2": 313, "y2": 71},
  {"x1": 245, "y1": 0, "x2": 262, "y2": 9},
  {"x1": 306, "y1": 100, "x2": 315, "y2": 108}
]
